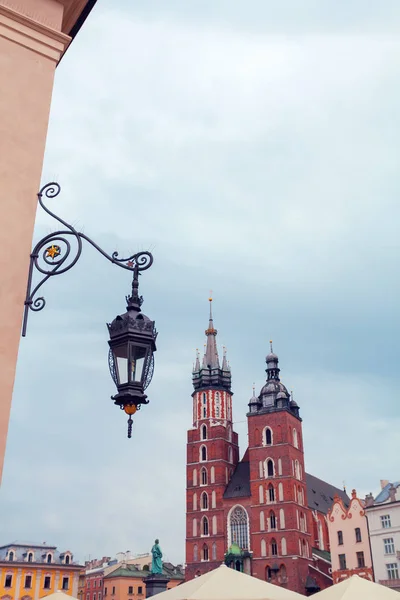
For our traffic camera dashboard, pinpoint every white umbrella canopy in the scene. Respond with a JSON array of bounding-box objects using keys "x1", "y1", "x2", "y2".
[
  {"x1": 155, "y1": 565, "x2": 304, "y2": 600},
  {"x1": 312, "y1": 575, "x2": 399, "y2": 600},
  {"x1": 42, "y1": 592, "x2": 78, "y2": 600}
]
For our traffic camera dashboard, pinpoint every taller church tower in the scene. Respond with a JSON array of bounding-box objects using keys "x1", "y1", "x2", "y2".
[{"x1": 185, "y1": 300, "x2": 239, "y2": 580}]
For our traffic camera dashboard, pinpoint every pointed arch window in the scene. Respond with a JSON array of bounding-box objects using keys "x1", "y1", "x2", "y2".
[
  {"x1": 260, "y1": 511, "x2": 265, "y2": 531},
  {"x1": 271, "y1": 539, "x2": 278, "y2": 556},
  {"x1": 278, "y1": 458, "x2": 282, "y2": 476},
  {"x1": 193, "y1": 519, "x2": 197, "y2": 536},
  {"x1": 279, "y1": 564, "x2": 287, "y2": 584},
  {"x1": 202, "y1": 544, "x2": 209, "y2": 561},
  {"x1": 215, "y1": 392, "x2": 220, "y2": 418},
  {"x1": 193, "y1": 545, "x2": 198, "y2": 561},
  {"x1": 202, "y1": 517, "x2": 209, "y2": 536},
  {"x1": 202, "y1": 393, "x2": 207, "y2": 419},
  {"x1": 212, "y1": 490, "x2": 216, "y2": 508},
  {"x1": 278, "y1": 483, "x2": 283, "y2": 501},
  {"x1": 281, "y1": 538, "x2": 287, "y2": 555},
  {"x1": 201, "y1": 492, "x2": 208, "y2": 510},
  {"x1": 212, "y1": 543, "x2": 217, "y2": 560},
  {"x1": 280, "y1": 508, "x2": 285, "y2": 529},
  {"x1": 201, "y1": 425, "x2": 207, "y2": 440},
  {"x1": 265, "y1": 459, "x2": 274, "y2": 478},
  {"x1": 200, "y1": 446, "x2": 207, "y2": 462},
  {"x1": 211, "y1": 466, "x2": 215, "y2": 483},
  {"x1": 265, "y1": 428, "x2": 272, "y2": 446},
  {"x1": 229, "y1": 506, "x2": 249, "y2": 550},
  {"x1": 293, "y1": 428, "x2": 298, "y2": 448},
  {"x1": 212, "y1": 516, "x2": 217, "y2": 535},
  {"x1": 268, "y1": 484, "x2": 275, "y2": 503},
  {"x1": 302, "y1": 539, "x2": 307, "y2": 557},
  {"x1": 201, "y1": 467, "x2": 207, "y2": 486},
  {"x1": 294, "y1": 460, "x2": 300, "y2": 480},
  {"x1": 228, "y1": 447, "x2": 233, "y2": 463},
  {"x1": 259, "y1": 485, "x2": 264, "y2": 504},
  {"x1": 265, "y1": 566, "x2": 272, "y2": 582},
  {"x1": 269, "y1": 510, "x2": 277, "y2": 530},
  {"x1": 261, "y1": 539, "x2": 267, "y2": 557},
  {"x1": 193, "y1": 469, "x2": 197, "y2": 486},
  {"x1": 193, "y1": 493, "x2": 197, "y2": 511}
]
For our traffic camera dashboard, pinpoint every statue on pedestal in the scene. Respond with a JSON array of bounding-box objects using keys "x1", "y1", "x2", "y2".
[{"x1": 151, "y1": 539, "x2": 163, "y2": 575}]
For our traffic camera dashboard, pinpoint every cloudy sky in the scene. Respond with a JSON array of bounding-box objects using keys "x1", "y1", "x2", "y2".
[{"x1": 1, "y1": 0, "x2": 400, "y2": 565}]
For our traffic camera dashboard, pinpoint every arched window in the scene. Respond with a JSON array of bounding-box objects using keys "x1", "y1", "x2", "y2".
[
  {"x1": 265, "y1": 459, "x2": 274, "y2": 478},
  {"x1": 8, "y1": 551, "x2": 14, "y2": 562},
  {"x1": 228, "y1": 426, "x2": 232, "y2": 442},
  {"x1": 211, "y1": 466, "x2": 215, "y2": 483},
  {"x1": 193, "y1": 469, "x2": 197, "y2": 486},
  {"x1": 215, "y1": 393, "x2": 220, "y2": 418},
  {"x1": 201, "y1": 425, "x2": 207, "y2": 440},
  {"x1": 271, "y1": 538, "x2": 278, "y2": 556},
  {"x1": 28, "y1": 552, "x2": 33, "y2": 562},
  {"x1": 229, "y1": 506, "x2": 249, "y2": 550},
  {"x1": 201, "y1": 492, "x2": 208, "y2": 510},
  {"x1": 212, "y1": 516, "x2": 217, "y2": 535},
  {"x1": 281, "y1": 538, "x2": 287, "y2": 555},
  {"x1": 300, "y1": 512, "x2": 305, "y2": 532},
  {"x1": 269, "y1": 511, "x2": 277, "y2": 530},
  {"x1": 202, "y1": 517, "x2": 209, "y2": 536},
  {"x1": 268, "y1": 484, "x2": 275, "y2": 503},
  {"x1": 201, "y1": 467, "x2": 207, "y2": 486},
  {"x1": 259, "y1": 485, "x2": 264, "y2": 504},
  {"x1": 278, "y1": 483, "x2": 283, "y2": 501},
  {"x1": 279, "y1": 564, "x2": 287, "y2": 584},
  {"x1": 259, "y1": 461, "x2": 263, "y2": 478},
  {"x1": 293, "y1": 428, "x2": 298, "y2": 448},
  {"x1": 295, "y1": 460, "x2": 300, "y2": 480},
  {"x1": 193, "y1": 518, "x2": 197, "y2": 536},
  {"x1": 265, "y1": 428, "x2": 272, "y2": 446},
  {"x1": 193, "y1": 493, "x2": 197, "y2": 510},
  {"x1": 202, "y1": 544, "x2": 209, "y2": 561},
  {"x1": 202, "y1": 393, "x2": 207, "y2": 419},
  {"x1": 212, "y1": 490, "x2": 216, "y2": 508},
  {"x1": 298, "y1": 486, "x2": 303, "y2": 505},
  {"x1": 280, "y1": 508, "x2": 285, "y2": 529},
  {"x1": 260, "y1": 511, "x2": 265, "y2": 531},
  {"x1": 212, "y1": 543, "x2": 217, "y2": 560},
  {"x1": 47, "y1": 554, "x2": 52, "y2": 564},
  {"x1": 265, "y1": 566, "x2": 272, "y2": 582},
  {"x1": 294, "y1": 485, "x2": 297, "y2": 502},
  {"x1": 278, "y1": 458, "x2": 282, "y2": 476},
  {"x1": 193, "y1": 545, "x2": 198, "y2": 561},
  {"x1": 302, "y1": 539, "x2": 307, "y2": 557},
  {"x1": 261, "y1": 539, "x2": 267, "y2": 557},
  {"x1": 228, "y1": 447, "x2": 233, "y2": 463},
  {"x1": 200, "y1": 446, "x2": 207, "y2": 462},
  {"x1": 65, "y1": 555, "x2": 70, "y2": 565}
]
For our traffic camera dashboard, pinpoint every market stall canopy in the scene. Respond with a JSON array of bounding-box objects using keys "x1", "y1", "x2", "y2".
[
  {"x1": 42, "y1": 591, "x2": 78, "y2": 600},
  {"x1": 312, "y1": 575, "x2": 399, "y2": 600},
  {"x1": 154, "y1": 565, "x2": 304, "y2": 600}
]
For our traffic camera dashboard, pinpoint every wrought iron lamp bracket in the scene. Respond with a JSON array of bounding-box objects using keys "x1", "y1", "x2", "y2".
[{"x1": 22, "y1": 182, "x2": 153, "y2": 337}]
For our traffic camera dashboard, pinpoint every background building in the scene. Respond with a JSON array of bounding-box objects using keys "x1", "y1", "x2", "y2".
[
  {"x1": 327, "y1": 489, "x2": 373, "y2": 583},
  {"x1": 185, "y1": 303, "x2": 349, "y2": 594},
  {"x1": 0, "y1": 542, "x2": 81, "y2": 598},
  {"x1": 0, "y1": 0, "x2": 97, "y2": 484},
  {"x1": 103, "y1": 562, "x2": 184, "y2": 599},
  {"x1": 365, "y1": 480, "x2": 400, "y2": 591}
]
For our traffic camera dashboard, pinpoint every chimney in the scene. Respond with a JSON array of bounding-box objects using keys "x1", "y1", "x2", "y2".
[
  {"x1": 365, "y1": 493, "x2": 374, "y2": 507},
  {"x1": 381, "y1": 480, "x2": 390, "y2": 490},
  {"x1": 388, "y1": 485, "x2": 397, "y2": 502}
]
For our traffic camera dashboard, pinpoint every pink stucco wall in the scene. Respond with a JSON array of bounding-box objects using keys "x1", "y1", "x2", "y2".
[
  {"x1": 0, "y1": 0, "x2": 87, "y2": 483},
  {"x1": 328, "y1": 491, "x2": 373, "y2": 583}
]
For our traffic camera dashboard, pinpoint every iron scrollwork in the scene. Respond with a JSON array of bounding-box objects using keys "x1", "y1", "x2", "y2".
[{"x1": 22, "y1": 182, "x2": 153, "y2": 337}]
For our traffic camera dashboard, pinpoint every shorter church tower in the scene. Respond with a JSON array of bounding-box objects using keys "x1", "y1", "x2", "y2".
[
  {"x1": 247, "y1": 344, "x2": 312, "y2": 593},
  {"x1": 185, "y1": 300, "x2": 239, "y2": 580}
]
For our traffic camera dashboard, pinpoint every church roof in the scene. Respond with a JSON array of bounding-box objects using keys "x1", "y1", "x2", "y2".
[
  {"x1": 223, "y1": 460, "x2": 349, "y2": 512},
  {"x1": 306, "y1": 473, "x2": 349, "y2": 514},
  {"x1": 223, "y1": 462, "x2": 251, "y2": 498}
]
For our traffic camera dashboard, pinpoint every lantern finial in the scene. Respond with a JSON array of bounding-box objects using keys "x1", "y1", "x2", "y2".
[{"x1": 126, "y1": 265, "x2": 143, "y2": 311}]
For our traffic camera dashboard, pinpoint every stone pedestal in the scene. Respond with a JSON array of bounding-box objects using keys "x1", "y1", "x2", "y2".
[{"x1": 146, "y1": 574, "x2": 170, "y2": 598}]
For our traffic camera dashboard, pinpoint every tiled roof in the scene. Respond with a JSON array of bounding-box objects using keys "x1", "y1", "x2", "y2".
[
  {"x1": 223, "y1": 462, "x2": 251, "y2": 499},
  {"x1": 374, "y1": 481, "x2": 400, "y2": 503},
  {"x1": 306, "y1": 473, "x2": 349, "y2": 514},
  {"x1": 0, "y1": 543, "x2": 73, "y2": 564},
  {"x1": 312, "y1": 547, "x2": 331, "y2": 562},
  {"x1": 104, "y1": 564, "x2": 184, "y2": 581}
]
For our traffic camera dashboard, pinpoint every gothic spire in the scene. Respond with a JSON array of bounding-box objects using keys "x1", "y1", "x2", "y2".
[{"x1": 192, "y1": 297, "x2": 231, "y2": 392}]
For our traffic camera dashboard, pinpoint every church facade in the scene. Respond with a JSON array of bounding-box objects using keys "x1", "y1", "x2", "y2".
[{"x1": 185, "y1": 301, "x2": 348, "y2": 594}]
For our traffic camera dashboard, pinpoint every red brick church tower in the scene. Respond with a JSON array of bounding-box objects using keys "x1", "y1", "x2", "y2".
[
  {"x1": 247, "y1": 344, "x2": 313, "y2": 591},
  {"x1": 185, "y1": 299, "x2": 239, "y2": 580}
]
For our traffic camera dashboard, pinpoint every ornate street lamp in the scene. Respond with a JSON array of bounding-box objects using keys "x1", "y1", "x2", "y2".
[
  {"x1": 23, "y1": 182, "x2": 157, "y2": 437},
  {"x1": 107, "y1": 263, "x2": 157, "y2": 438}
]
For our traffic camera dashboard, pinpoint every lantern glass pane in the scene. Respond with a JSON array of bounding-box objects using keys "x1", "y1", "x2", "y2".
[
  {"x1": 129, "y1": 345, "x2": 148, "y2": 383},
  {"x1": 113, "y1": 345, "x2": 128, "y2": 384}
]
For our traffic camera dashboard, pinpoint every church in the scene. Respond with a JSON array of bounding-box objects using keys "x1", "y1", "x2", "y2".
[{"x1": 185, "y1": 300, "x2": 349, "y2": 594}]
